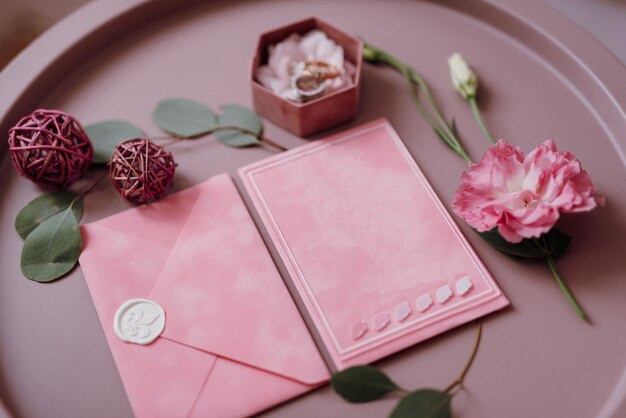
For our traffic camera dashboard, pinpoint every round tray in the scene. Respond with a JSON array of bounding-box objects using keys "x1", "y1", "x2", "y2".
[{"x1": 1, "y1": 1, "x2": 625, "y2": 417}]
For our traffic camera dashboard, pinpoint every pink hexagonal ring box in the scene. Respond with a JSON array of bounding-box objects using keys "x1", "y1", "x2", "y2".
[{"x1": 251, "y1": 17, "x2": 363, "y2": 137}]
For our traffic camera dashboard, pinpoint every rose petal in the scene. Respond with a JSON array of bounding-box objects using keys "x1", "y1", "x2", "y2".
[{"x1": 452, "y1": 139, "x2": 600, "y2": 243}]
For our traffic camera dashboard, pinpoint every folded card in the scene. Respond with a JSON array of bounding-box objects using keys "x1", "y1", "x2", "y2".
[
  {"x1": 79, "y1": 174, "x2": 329, "y2": 418},
  {"x1": 239, "y1": 119, "x2": 509, "y2": 370}
]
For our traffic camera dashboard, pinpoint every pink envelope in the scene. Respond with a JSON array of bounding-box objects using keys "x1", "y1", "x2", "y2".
[
  {"x1": 79, "y1": 174, "x2": 329, "y2": 418},
  {"x1": 239, "y1": 119, "x2": 509, "y2": 370}
]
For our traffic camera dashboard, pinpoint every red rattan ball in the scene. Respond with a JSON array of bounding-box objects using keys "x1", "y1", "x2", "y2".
[
  {"x1": 8, "y1": 109, "x2": 93, "y2": 189},
  {"x1": 110, "y1": 138, "x2": 177, "y2": 204}
]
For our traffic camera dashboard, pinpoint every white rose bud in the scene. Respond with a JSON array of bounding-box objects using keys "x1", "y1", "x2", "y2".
[{"x1": 448, "y1": 53, "x2": 478, "y2": 100}]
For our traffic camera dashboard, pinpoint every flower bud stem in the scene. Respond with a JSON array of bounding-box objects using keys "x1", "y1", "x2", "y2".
[
  {"x1": 363, "y1": 43, "x2": 473, "y2": 164},
  {"x1": 468, "y1": 96, "x2": 496, "y2": 144}
]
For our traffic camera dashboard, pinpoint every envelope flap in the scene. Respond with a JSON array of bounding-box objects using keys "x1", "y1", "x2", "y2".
[
  {"x1": 93, "y1": 183, "x2": 204, "y2": 250},
  {"x1": 148, "y1": 174, "x2": 329, "y2": 385},
  {"x1": 80, "y1": 220, "x2": 216, "y2": 418}
]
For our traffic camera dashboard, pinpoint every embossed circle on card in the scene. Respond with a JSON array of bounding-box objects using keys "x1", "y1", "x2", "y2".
[{"x1": 114, "y1": 298, "x2": 165, "y2": 345}]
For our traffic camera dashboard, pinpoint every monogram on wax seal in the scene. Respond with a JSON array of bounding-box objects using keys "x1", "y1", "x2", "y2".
[{"x1": 114, "y1": 298, "x2": 166, "y2": 345}]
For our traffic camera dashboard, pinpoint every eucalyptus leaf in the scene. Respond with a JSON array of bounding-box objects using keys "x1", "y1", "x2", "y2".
[
  {"x1": 153, "y1": 98, "x2": 217, "y2": 138},
  {"x1": 478, "y1": 228, "x2": 571, "y2": 258},
  {"x1": 331, "y1": 366, "x2": 399, "y2": 403},
  {"x1": 389, "y1": 389, "x2": 451, "y2": 418},
  {"x1": 85, "y1": 120, "x2": 144, "y2": 164},
  {"x1": 15, "y1": 192, "x2": 83, "y2": 240},
  {"x1": 21, "y1": 207, "x2": 82, "y2": 282},
  {"x1": 214, "y1": 104, "x2": 262, "y2": 147}
]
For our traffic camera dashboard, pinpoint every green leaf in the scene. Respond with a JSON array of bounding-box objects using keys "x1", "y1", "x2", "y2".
[
  {"x1": 85, "y1": 120, "x2": 144, "y2": 164},
  {"x1": 432, "y1": 126, "x2": 457, "y2": 153},
  {"x1": 478, "y1": 228, "x2": 571, "y2": 258},
  {"x1": 331, "y1": 366, "x2": 400, "y2": 403},
  {"x1": 214, "y1": 104, "x2": 262, "y2": 147},
  {"x1": 15, "y1": 192, "x2": 83, "y2": 240},
  {"x1": 478, "y1": 228, "x2": 543, "y2": 258},
  {"x1": 152, "y1": 98, "x2": 217, "y2": 138},
  {"x1": 21, "y1": 207, "x2": 82, "y2": 282},
  {"x1": 450, "y1": 118, "x2": 459, "y2": 138},
  {"x1": 390, "y1": 389, "x2": 451, "y2": 418},
  {"x1": 541, "y1": 228, "x2": 572, "y2": 258}
]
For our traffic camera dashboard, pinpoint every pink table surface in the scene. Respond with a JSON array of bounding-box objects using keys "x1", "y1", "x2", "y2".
[{"x1": 0, "y1": 1, "x2": 625, "y2": 417}]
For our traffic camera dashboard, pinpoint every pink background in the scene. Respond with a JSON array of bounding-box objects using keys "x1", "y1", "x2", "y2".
[{"x1": 0, "y1": 0, "x2": 625, "y2": 417}]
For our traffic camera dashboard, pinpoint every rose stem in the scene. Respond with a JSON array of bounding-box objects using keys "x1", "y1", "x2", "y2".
[{"x1": 545, "y1": 253, "x2": 588, "y2": 321}]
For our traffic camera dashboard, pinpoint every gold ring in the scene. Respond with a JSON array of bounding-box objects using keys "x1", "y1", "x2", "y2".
[
  {"x1": 302, "y1": 60, "x2": 340, "y2": 80},
  {"x1": 292, "y1": 70, "x2": 325, "y2": 102}
]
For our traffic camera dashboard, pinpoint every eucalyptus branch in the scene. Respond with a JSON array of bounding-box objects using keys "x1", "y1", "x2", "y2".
[
  {"x1": 444, "y1": 320, "x2": 482, "y2": 394},
  {"x1": 76, "y1": 171, "x2": 109, "y2": 200},
  {"x1": 150, "y1": 126, "x2": 287, "y2": 152},
  {"x1": 211, "y1": 126, "x2": 288, "y2": 152},
  {"x1": 331, "y1": 319, "x2": 484, "y2": 417},
  {"x1": 149, "y1": 135, "x2": 185, "y2": 145},
  {"x1": 259, "y1": 137, "x2": 288, "y2": 152}
]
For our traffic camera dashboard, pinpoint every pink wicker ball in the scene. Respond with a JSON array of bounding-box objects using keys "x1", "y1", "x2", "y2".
[
  {"x1": 8, "y1": 109, "x2": 93, "y2": 189},
  {"x1": 110, "y1": 138, "x2": 177, "y2": 204}
]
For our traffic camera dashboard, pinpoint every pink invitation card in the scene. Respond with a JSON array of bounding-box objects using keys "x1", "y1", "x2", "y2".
[
  {"x1": 239, "y1": 119, "x2": 509, "y2": 370},
  {"x1": 80, "y1": 119, "x2": 509, "y2": 417}
]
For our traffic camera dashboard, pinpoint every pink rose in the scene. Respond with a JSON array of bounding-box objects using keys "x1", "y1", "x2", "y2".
[{"x1": 452, "y1": 140, "x2": 601, "y2": 243}]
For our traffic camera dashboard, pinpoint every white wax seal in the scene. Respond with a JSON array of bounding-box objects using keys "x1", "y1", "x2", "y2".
[{"x1": 114, "y1": 298, "x2": 165, "y2": 345}]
